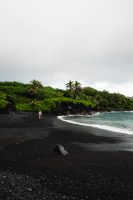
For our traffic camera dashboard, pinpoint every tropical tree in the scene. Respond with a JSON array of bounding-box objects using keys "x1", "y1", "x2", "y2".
[
  {"x1": 74, "y1": 81, "x2": 81, "y2": 98},
  {"x1": 65, "y1": 80, "x2": 74, "y2": 98},
  {"x1": 27, "y1": 80, "x2": 43, "y2": 97},
  {"x1": 82, "y1": 87, "x2": 97, "y2": 97}
]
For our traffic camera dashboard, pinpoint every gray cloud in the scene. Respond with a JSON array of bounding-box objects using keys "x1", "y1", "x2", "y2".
[{"x1": 0, "y1": 0, "x2": 133, "y2": 96}]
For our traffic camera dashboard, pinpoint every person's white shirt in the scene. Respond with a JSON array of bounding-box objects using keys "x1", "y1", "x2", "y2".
[{"x1": 38, "y1": 111, "x2": 42, "y2": 119}]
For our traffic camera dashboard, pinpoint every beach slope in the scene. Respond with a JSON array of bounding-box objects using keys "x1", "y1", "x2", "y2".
[{"x1": 0, "y1": 113, "x2": 133, "y2": 200}]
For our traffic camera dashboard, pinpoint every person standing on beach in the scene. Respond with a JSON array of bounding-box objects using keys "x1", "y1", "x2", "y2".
[{"x1": 38, "y1": 111, "x2": 42, "y2": 119}]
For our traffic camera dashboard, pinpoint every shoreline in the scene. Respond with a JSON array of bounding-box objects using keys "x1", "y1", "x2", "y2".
[
  {"x1": 58, "y1": 112, "x2": 133, "y2": 135},
  {"x1": 0, "y1": 113, "x2": 133, "y2": 199}
]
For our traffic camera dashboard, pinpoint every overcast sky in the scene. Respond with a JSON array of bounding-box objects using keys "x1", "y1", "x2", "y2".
[{"x1": 0, "y1": 0, "x2": 133, "y2": 96}]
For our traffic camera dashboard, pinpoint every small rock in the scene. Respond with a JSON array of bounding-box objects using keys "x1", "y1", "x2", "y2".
[
  {"x1": 53, "y1": 144, "x2": 68, "y2": 156},
  {"x1": 27, "y1": 188, "x2": 32, "y2": 192}
]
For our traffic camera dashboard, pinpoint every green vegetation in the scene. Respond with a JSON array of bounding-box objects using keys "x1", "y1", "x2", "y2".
[
  {"x1": 27, "y1": 80, "x2": 43, "y2": 97},
  {"x1": 0, "y1": 92, "x2": 9, "y2": 110},
  {"x1": 65, "y1": 80, "x2": 81, "y2": 98},
  {"x1": 0, "y1": 80, "x2": 133, "y2": 114}
]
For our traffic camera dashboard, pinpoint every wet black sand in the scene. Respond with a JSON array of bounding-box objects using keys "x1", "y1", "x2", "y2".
[{"x1": 0, "y1": 113, "x2": 133, "y2": 199}]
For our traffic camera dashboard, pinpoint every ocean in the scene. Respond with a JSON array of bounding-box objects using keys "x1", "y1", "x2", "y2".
[{"x1": 58, "y1": 111, "x2": 133, "y2": 135}]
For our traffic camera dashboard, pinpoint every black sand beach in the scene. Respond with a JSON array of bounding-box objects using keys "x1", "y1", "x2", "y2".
[{"x1": 0, "y1": 113, "x2": 133, "y2": 199}]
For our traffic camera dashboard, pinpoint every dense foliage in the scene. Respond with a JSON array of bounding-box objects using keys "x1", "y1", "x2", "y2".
[
  {"x1": 0, "y1": 92, "x2": 9, "y2": 111},
  {"x1": 0, "y1": 80, "x2": 133, "y2": 113}
]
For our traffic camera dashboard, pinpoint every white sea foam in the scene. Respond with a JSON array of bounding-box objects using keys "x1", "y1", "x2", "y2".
[
  {"x1": 92, "y1": 112, "x2": 101, "y2": 116},
  {"x1": 57, "y1": 115, "x2": 133, "y2": 135},
  {"x1": 110, "y1": 110, "x2": 133, "y2": 113}
]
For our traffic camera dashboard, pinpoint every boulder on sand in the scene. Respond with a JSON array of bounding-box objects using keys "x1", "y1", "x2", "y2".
[{"x1": 53, "y1": 144, "x2": 68, "y2": 156}]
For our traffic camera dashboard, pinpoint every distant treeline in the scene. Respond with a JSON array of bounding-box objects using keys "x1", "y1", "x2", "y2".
[{"x1": 0, "y1": 80, "x2": 133, "y2": 114}]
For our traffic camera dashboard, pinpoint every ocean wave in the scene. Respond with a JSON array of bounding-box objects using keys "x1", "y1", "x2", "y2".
[
  {"x1": 110, "y1": 110, "x2": 133, "y2": 113},
  {"x1": 57, "y1": 115, "x2": 133, "y2": 135},
  {"x1": 92, "y1": 112, "x2": 101, "y2": 116}
]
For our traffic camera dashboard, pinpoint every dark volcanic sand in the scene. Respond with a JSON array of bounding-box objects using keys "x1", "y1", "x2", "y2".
[{"x1": 0, "y1": 113, "x2": 133, "y2": 199}]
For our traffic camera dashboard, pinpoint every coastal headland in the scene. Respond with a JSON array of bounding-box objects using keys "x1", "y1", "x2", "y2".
[{"x1": 0, "y1": 112, "x2": 133, "y2": 199}]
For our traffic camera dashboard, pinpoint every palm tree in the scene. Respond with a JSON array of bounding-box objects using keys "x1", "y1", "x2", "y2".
[
  {"x1": 74, "y1": 81, "x2": 81, "y2": 98},
  {"x1": 65, "y1": 80, "x2": 74, "y2": 98},
  {"x1": 27, "y1": 80, "x2": 43, "y2": 97}
]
